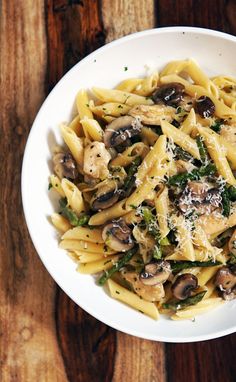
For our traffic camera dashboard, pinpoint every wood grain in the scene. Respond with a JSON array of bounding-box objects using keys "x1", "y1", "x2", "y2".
[
  {"x1": 165, "y1": 334, "x2": 236, "y2": 382},
  {"x1": 155, "y1": 0, "x2": 236, "y2": 35},
  {"x1": 102, "y1": 0, "x2": 155, "y2": 42},
  {"x1": 56, "y1": 291, "x2": 116, "y2": 382},
  {"x1": 45, "y1": 0, "x2": 105, "y2": 90},
  {"x1": 0, "y1": 1, "x2": 67, "y2": 381}
]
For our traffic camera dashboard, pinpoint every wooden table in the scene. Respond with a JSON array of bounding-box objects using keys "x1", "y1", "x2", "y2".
[{"x1": 1, "y1": 1, "x2": 236, "y2": 381}]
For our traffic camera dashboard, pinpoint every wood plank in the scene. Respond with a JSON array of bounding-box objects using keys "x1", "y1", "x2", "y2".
[
  {"x1": 0, "y1": 1, "x2": 67, "y2": 381},
  {"x1": 45, "y1": 2, "x2": 117, "y2": 381},
  {"x1": 45, "y1": 0, "x2": 105, "y2": 90},
  {"x1": 102, "y1": 0, "x2": 155, "y2": 42},
  {"x1": 165, "y1": 333, "x2": 236, "y2": 382},
  {"x1": 112, "y1": 333, "x2": 166, "y2": 382},
  {"x1": 56, "y1": 291, "x2": 116, "y2": 382},
  {"x1": 155, "y1": 0, "x2": 236, "y2": 35}
]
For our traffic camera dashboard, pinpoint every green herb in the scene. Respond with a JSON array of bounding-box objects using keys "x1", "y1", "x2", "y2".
[
  {"x1": 176, "y1": 106, "x2": 183, "y2": 114},
  {"x1": 153, "y1": 245, "x2": 162, "y2": 260},
  {"x1": 129, "y1": 204, "x2": 137, "y2": 210},
  {"x1": 98, "y1": 247, "x2": 137, "y2": 285},
  {"x1": 48, "y1": 182, "x2": 53, "y2": 190},
  {"x1": 141, "y1": 207, "x2": 162, "y2": 259},
  {"x1": 123, "y1": 156, "x2": 141, "y2": 195},
  {"x1": 162, "y1": 291, "x2": 206, "y2": 311},
  {"x1": 227, "y1": 253, "x2": 236, "y2": 264},
  {"x1": 228, "y1": 185, "x2": 236, "y2": 201},
  {"x1": 59, "y1": 198, "x2": 90, "y2": 226},
  {"x1": 124, "y1": 66, "x2": 128, "y2": 71},
  {"x1": 174, "y1": 146, "x2": 193, "y2": 161},
  {"x1": 210, "y1": 119, "x2": 222, "y2": 133},
  {"x1": 160, "y1": 236, "x2": 171, "y2": 246},
  {"x1": 168, "y1": 163, "x2": 216, "y2": 187},
  {"x1": 170, "y1": 260, "x2": 222, "y2": 272},
  {"x1": 221, "y1": 186, "x2": 230, "y2": 217},
  {"x1": 196, "y1": 136, "x2": 208, "y2": 164},
  {"x1": 141, "y1": 207, "x2": 161, "y2": 241}
]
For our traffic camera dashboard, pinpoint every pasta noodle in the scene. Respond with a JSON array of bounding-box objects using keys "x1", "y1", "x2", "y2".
[{"x1": 49, "y1": 59, "x2": 236, "y2": 321}]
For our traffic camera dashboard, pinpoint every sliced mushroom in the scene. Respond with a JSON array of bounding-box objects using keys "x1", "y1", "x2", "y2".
[
  {"x1": 178, "y1": 181, "x2": 209, "y2": 214},
  {"x1": 83, "y1": 141, "x2": 111, "y2": 179},
  {"x1": 152, "y1": 82, "x2": 185, "y2": 106},
  {"x1": 140, "y1": 260, "x2": 172, "y2": 286},
  {"x1": 53, "y1": 152, "x2": 78, "y2": 180},
  {"x1": 102, "y1": 219, "x2": 134, "y2": 252},
  {"x1": 122, "y1": 270, "x2": 165, "y2": 302},
  {"x1": 222, "y1": 286, "x2": 236, "y2": 301},
  {"x1": 214, "y1": 266, "x2": 236, "y2": 291},
  {"x1": 195, "y1": 96, "x2": 215, "y2": 118},
  {"x1": 178, "y1": 182, "x2": 221, "y2": 215},
  {"x1": 128, "y1": 104, "x2": 175, "y2": 125},
  {"x1": 103, "y1": 116, "x2": 142, "y2": 148},
  {"x1": 90, "y1": 180, "x2": 120, "y2": 211},
  {"x1": 171, "y1": 273, "x2": 198, "y2": 300},
  {"x1": 228, "y1": 229, "x2": 236, "y2": 256}
]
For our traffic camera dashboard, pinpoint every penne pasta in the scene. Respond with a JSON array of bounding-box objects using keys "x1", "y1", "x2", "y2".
[
  {"x1": 80, "y1": 118, "x2": 104, "y2": 141},
  {"x1": 92, "y1": 87, "x2": 154, "y2": 106},
  {"x1": 161, "y1": 120, "x2": 200, "y2": 159},
  {"x1": 154, "y1": 187, "x2": 170, "y2": 238},
  {"x1": 62, "y1": 226, "x2": 104, "y2": 243},
  {"x1": 76, "y1": 89, "x2": 94, "y2": 120},
  {"x1": 50, "y1": 174, "x2": 65, "y2": 197},
  {"x1": 78, "y1": 255, "x2": 120, "y2": 274},
  {"x1": 197, "y1": 126, "x2": 236, "y2": 185},
  {"x1": 107, "y1": 279, "x2": 159, "y2": 320},
  {"x1": 60, "y1": 124, "x2": 84, "y2": 167},
  {"x1": 49, "y1": 59, "x2": 236, "y2": 321},
  {"x1": 89, "y1": 199, "x2": 128, "y2": 226},
  {"x1": 59, "y1": 239, "x2": 116, "y2": 254},
  {"x1": 61, "y1": 178, "x2": 85, "y2": 215},
  {"x1": 51, "y1": 213, "x2": 71, "y2": 233}
]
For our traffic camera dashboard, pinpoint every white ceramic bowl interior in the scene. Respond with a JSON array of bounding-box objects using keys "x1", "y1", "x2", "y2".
[{"x1": 22, "y1": 27, "x2": 236, "y2": 342}]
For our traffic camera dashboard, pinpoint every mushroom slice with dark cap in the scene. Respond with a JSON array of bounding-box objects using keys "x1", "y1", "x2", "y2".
[
  {"x1": 103, "y1": 116, "x2": 142, "y2": 148},
  {"x1": 214, "y1": 265, "x2": 236, "y2": 292},
  {"x1": 171, "y1": 273, "x2": 198, "y2": 300},
  {"x1": 195, "y1": 96, "x2": 215, "y2": 118},
  {"x1": 222, "y1": 286, "x2": 236, "y2": 301},
  {"x1": 178, "y1": 181, "x2": 209, "y2": 214},
  {"x1": 152, "y1": 82, "x2": 185, "y2": 106},
  {"x1": 90, "y1": 180, "x2": 120, "y2": 211},
  {"x1": 178, "y1": 182, "x2": 221, "y2": 215},
  {"x1": 53, "y1": 152, "x2": 78, "y2": 180},
  {"x1": 140, "y1": 260, "x2": 172, "y2": 286},
  {"x1": 102, "y1": 219, "x2": 134, "y2": 252}
]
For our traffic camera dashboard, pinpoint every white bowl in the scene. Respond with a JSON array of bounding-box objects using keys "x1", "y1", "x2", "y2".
[{"x1": 22, "y1": 27, "x2": 236, "y2": 342}]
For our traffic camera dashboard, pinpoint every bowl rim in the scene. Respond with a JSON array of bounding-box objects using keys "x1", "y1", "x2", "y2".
[{"x1": 21, "y1": 26, "x2": 236, "y2": 342}]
